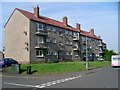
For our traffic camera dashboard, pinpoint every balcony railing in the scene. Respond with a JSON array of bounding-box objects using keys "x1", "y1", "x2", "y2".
[
  {"x1": 99, "y1": 50, "x2": 103, "y2": 53},
  {"x1": 35, "y1": 30, "x2": 48, "y2": 36},
  {"x1": 82, "y1": 41, "x2": 86, "y2": 44},
  {"x1": 35, "y1": 43, "x2": 48, "y2": 49},
  {"x1": 98, "y1": 43, "x2": 102, "y2": 46},
  {"x1": 73, "y1": 37, "x2": 79, "y2": 41},
  {"x1": 73, "y1": 46, "x2": 79, "y2": 50}
]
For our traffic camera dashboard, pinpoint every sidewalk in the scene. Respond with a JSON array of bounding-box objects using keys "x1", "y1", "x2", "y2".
[{"x1": 1, "y1": 67, "x2": 108, "y2": 79}]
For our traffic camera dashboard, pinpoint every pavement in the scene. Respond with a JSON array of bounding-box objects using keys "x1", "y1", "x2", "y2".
[{"x1": 1, "y1": 67, "x2": 119, "y2": 89}]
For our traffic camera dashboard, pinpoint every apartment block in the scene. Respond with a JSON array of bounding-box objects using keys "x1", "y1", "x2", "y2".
[{"x1": 4, "y1": 6, "x2": 107, "y2": 63}]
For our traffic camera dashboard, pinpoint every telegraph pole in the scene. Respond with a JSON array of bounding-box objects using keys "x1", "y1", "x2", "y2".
[{"x1": 86, "y1": 36, "x2": 88, "y2": 70}]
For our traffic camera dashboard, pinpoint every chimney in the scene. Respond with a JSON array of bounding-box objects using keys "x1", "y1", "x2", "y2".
[
  {"x1": 34, "y1": 5, "x2": 39, "y2": 17},
  {"x1": 98, "y1": 35, "x2": 101, "y2": 39},
  {"x1": 63, "y1": 16, "x2": 68, "y2": 25},
  {"x1": 90, "y1": 29, "x2": 94, "y2": 35},
  {"x1": 76, "y1": 23, "x2": 81, "y2": 31}
]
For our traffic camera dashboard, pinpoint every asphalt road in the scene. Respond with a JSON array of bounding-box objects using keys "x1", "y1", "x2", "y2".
[{"x1": 1, "y1": 67, "x2": 119, "y2": 89}]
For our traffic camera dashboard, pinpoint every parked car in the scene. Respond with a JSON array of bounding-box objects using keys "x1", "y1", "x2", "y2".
[
  {"x1": 98, "y1": 57, "x2": 104, "y2": 61},
  {"x1": 0, "y1": 58, "x2": 18, "y2": 68}
]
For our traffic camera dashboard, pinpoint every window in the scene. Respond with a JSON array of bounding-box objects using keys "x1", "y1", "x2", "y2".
[
  {"x1": 66, "y1": 51, "x2": 72, "y2": 55},
  {"x1": 52, "y1": 38, "x2": 56, "y2": 43},
  {"x1": 53, "y1": 51, "x2": 57, "y2": 55},
  {"x1": 65, "y1": 41, "x2": 69, "y2": 45},
  {"x1": 74, "y1": 42, "x2": 78, "y2": 48},
  {"x1": 69, "y1": 51, "x2": 72, "y2": 55},
  {"x1": 70, "y1": 41, "x2": 72, "y2": 45},
  {"x1": 59, "y1": 32, "x2": 63, "y2": 37},
  {"x1": 46, "y1": 26, "x2": 51, "y2": 31},
  {"x1": 46, "y1": 38, "x2": 51, "y2": 42},
  {"x1": 47, "y1": 50, "x2": 51, "y2": 55},
  {"x1": 73, "y1": 32, "x2": 77, "y2": 37},
  {"x1": 65, "y1": 30, "x2": 68, "y2": 35},
  {"x1": 74, "y1": 51, "x2": 79, "y2": 56},
  {"x1": 36, "y1": 23, "x2": 44, "y2": 31},
  {"x1": 36, "y1": 36, "x2": 44, "y2": 45},
  {"x1": 36, "y1": 50, "x2": 43, "y2": 57},
  {"x1": 52, "y1": 27, "x2": 56, "y2": 32},
  {"x1": 82, "y1": 36, "x2": 86, "y2": 42},
  {"x1": 69, "y1": 31, "x2": 72, "y2": 36}
]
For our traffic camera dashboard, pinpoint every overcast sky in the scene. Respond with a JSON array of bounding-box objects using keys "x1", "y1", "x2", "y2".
[{"x1": 0, "y1": 1, "x2": 119, "y2": 52}]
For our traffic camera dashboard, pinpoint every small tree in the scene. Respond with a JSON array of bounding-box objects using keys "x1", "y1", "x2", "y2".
[{"x1": 103, "y1": 49, "x2": 117, "y2": 61}]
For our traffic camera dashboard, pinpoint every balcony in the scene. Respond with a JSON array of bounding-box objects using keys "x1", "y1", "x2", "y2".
[
  {"x1": 73, "y1": 37, "x2": 79, "y2": 41},
  {"x1": 35, "y1": 31, "x2": 48, "y2": 36},
  {"x1": 73, "y1": 46, "x2": 79, "y2": 51},
  {"x1": 35, "y1": 43, "x2": 48, "y2": 49},
  {"x1": 99, "y1": 50, "x2": 103, "y2": 53},
  {"x1": 98, "y1": 43, "x2": 102, "y2": 47},
  {"x1": 82, "y1": 41, "x2": 86, "y2": 44}
]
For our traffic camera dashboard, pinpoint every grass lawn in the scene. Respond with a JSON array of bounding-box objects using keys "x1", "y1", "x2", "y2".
[{"x1": 6, "y1": 61, "x2": 111, "y2": 74}]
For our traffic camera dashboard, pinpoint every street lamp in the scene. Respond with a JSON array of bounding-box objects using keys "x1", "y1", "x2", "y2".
[{"x1": 86, "y1": 36, "x2": 88, "y2": 70}]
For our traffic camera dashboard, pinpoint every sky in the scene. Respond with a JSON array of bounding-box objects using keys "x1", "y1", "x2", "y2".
[{"x1": 0, "y1": 1, "x2": 119, "y2": 52}]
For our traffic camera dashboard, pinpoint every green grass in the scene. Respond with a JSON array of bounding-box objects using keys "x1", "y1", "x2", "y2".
[{"x1": 6, "y1": 61, "x2": 111, "y2": 74}]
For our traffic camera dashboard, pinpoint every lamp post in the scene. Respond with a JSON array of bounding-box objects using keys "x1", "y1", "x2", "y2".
[{"x1": 86, "y1": 36, "x2": 88, "y2": 70}]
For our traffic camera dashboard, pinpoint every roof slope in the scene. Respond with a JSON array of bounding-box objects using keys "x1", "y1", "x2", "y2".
[
  {"x1": 16, "y1": 8, "x2": 79, "y2": 32},
  {"x1": 16, "y1": 8, "x2": 100, "y2": 40},
  {"x1": 81, "y1": 30, "x2": 101, "y2": 40}
]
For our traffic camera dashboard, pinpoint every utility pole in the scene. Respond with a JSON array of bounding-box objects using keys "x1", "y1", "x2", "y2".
[{"x1": 86, "y1": 36, "x2": 88, "y2": 70}]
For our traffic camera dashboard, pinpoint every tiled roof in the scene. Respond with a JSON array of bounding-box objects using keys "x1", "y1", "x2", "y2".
[
  {"x1": 80, "y1": 30, "x2": 101, "y2": 40},
  {"x1": 16, "y1": 8, "x2": 101, "y2": 40},
  {"x1": 16, "y1": 8, "x2": 79, "y2": 32}
]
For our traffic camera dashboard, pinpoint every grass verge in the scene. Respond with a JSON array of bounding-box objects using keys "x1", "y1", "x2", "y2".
[{"x1": 5, "y1": 61, "x2": 111, "y2": 74}]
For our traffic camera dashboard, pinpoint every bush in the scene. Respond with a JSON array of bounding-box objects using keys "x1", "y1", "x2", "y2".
[{"x1": 103, "y1": 49, "x2": 117, "y2": 61}]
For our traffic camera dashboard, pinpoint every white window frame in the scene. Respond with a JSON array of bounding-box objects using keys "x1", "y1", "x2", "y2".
[
  {"x1": 52, "y1": 27, "x2": 56, "y2": 32},
  {"x1": 70, "y1": 41, "x2": 72, "y2": 45},
  {"x1": 59, "y1": 31, "x2": 63, "y2": 37},
  {"x1": 53, "y1": 38, "x2": 56, "y2": 43},
  {"x1": 36, "y1": 50, "x2": 44, "y2": 57},
  {"x1": 36, "y1": 23, "x2": 44, "y2": 31},
  {"x1": 73, "y1": 32, "x2": 77, "y2": 37},
  {"x1": 53, "y1": 51, "x2": 57, "y2": 55},
  {"x1": 69, "y1": 31, "x2": 72, "y2": 36},
  {"x1": 46, "y1": 38, "x2": 51, "y2": 43},
  {"x1": 65, "y1": 41, "x2": 69, "y2": 45},
  {"x1": 66, "y1": 51, "x2": 69, "y2": 55},
  {"x1": 65, "y1": 30, "x2": 68, "y2": 35},
  {"x1": 36, "y1": 36, "x2": 44, "y2": 45},
  {"x1": 46, "y1": 26, "x2": 51, "y2": 31},
  {"x1": 47, "y1": 50, "x2": 51, "y2": 55}
]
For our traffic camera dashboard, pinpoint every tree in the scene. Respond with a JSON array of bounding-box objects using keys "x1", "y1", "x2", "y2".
[{"x1": 103, "y1": 49, "x2": 117, "y2": 61}]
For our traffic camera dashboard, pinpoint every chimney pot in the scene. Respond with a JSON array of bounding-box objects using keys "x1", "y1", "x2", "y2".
[
  {"x1": 63, "y1": 16, "x2": 68, "y2": 25},
  {"x1": 34, "y1": 5, "x2": 39, "y2": 17},
  {"x1": 98, "y1": 35, "x2": 101, "y2": 39},
  {"x1": 90, "y1": 29, "x2": 94, "y2": 35}
]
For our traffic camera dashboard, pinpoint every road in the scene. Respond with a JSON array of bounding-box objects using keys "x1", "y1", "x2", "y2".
[{"x1": 1, "y1": 67, "x2": 119, "y2": 89}]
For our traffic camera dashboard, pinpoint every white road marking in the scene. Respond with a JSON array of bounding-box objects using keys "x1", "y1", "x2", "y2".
[
  {"x1": 3, "y1": 82, "x2": 37, "y2": 88},
  {"x1": 4, "y1": 74, "x2": 84, "y2": 89}
]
